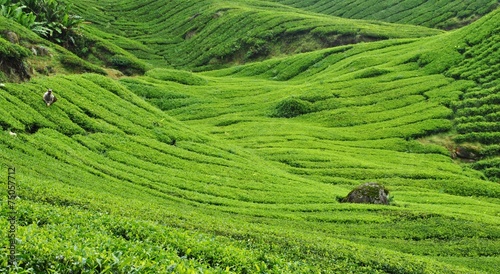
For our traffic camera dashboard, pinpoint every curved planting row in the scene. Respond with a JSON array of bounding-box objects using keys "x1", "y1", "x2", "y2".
[
  {"x1": 446, "y1": 9, "x2": 500, "y2": 181},
  {"x1": 121, "y1": 27, "x2": 500, "y2": 272},
  {"x1": 3, "y1": 72, "x2": 498, "y2": 273},
  {"x1": 268, "y1": 0, "x2": 499, "y2": 29},
  {"x1": 1, "y1": 1, "x2": 499, "y2": 273},
  {"x1": 68, "y1": 0, "x2": 442, "y2": 69}
]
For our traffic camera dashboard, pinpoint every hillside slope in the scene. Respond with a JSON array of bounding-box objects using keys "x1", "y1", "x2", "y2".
[
  {"x1": 445, "y1": 9, "x2": 500, "y2": 181},
  {"x1": 0, "y1": 2, "x2": 499, "y2": 274},
  {"x1": 0, "y1": 74, "x2": 340, "y2": 272},
  {"x1": 193, "y1": 6, "x2": 500, "y2": 182},
  {"x1": 69, "y1": 0, "x2": 442, "y2": 70},
  {"x1": 122, "y1": 7, "x2": 500, "y2": 272},
  {"x1": 3, "y1": 72, "x2": 497, "y2": 273},
  {"x1": 269, "y1": 0, "x2": 500, "y2": 29}
]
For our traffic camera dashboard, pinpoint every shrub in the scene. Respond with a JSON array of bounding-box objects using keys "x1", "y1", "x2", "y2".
[
  {"x1": 454, "y1": 132, "x2": 500, "y2": 145},
  {"x1": 480, "y1": 145, "x2": 500, "y2": 157},
  {"x1": 0, "y1": 38, "x2": 31, "y2": 58},
  {"x1": 355, "y1": 68, "x2": 390, "y2": 79},
  {"x1": 110, "y1": 54, "x2": 131, "y2": 67},
  {"x1": 472, "y1": 158, "x2": 500, "y2": 181},
  {"x1": 272, "y1": 97, "x2": 313, "y2": 118},
  {"x1": 0, "y1": 0, "x2": 84, "y2": 47},
  {"x1": 59, "y1": 55, "x2": 106, "y2": 75},
  {"x1": 23, "y1": 0, "x2": 84, "y2": 45},
  {"x1": 0, "y1": 1, "x2": 50, "y2": 36},
  {"x1": 145, "y1": 68, "x2": 208, "y2": 85}
]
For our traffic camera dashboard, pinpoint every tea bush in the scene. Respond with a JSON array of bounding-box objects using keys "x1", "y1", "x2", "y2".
[
  {"x1": 145, "y1": 68, "x2": 208, "y2": 85},
  {"x1": 272, "y1": 97, "x2": 313, "y2": 118}
]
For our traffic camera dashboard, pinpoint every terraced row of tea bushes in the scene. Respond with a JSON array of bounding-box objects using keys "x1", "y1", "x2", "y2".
[
  {"x1": 124, "y1": 43, "x2": 495, "y2": 200},
  {"x1": 145, "y1": 69, "x2": 208, "y2": 86},
  {"x1": 68, "y1": 0, "x2": 442, "y2": 69},
  {"x1": 446, "y1": 8, "x2": 500, "y2": 180},
  {"x1": 269, "y1": 0, "x2": 500, "y2": 29},
  {"x1": 2, "y1": 76, "x2": 499, "y2": 273},
  {"x1": 0, "y1": 203, "x2": 227, "y2": 273},
  {"x1": 0, "y1": 36, "x2": 31, "y2": 82},
  {"x1": 3, "y1": 73, "x2": 496, "y2": 273},
  {"x1": 2, "y1": 127, "x2": 497, "y2": 273},
  {"x1": 204, "y1": 36, "x2": 457, "y2": 82},
  {"x1": 0, "y1": 37, "x2": 31, "y2": 59},
  {"x1": 4, "y1": 198, "x2": 493, "y2": 273}
]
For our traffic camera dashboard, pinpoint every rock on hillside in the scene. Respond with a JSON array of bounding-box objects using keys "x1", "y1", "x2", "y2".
[{"x1": 342, "y1": 182, "x2": 390, "y2": 205}]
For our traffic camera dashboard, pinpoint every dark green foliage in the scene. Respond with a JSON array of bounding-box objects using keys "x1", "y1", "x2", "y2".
[
  {"x1": 272, "y1": 97, "x2": 313, "y2": 118},
  {"x1": 355, "y1": 68, "x2": 391, "y2": 79},
  {"x1": 0, "y1": 36, "x2": 31, "y2": 58},
  {"x1": 1, "y1": 0, "x2": 85, "y2": 47},
  {"x1": 109, "y1": 54, "x2": 131, "y2": 67},
  {"x1": 108, "y1": 53, "x2": 146, "y2": 75},
  {"x1": 59, "y1": 54, "x2": 106, "y2": 75},
  {"x1": 0, "y1": 0, "x2": 47, "y2": 36},
  {"x1": 480, "y1": 144, "x2": 500, "y2": 157},
  {"x1": 472, "y1": 158, "x2": 500, "y2": 181},
  {"x1": 454, "y1": 132, "x2": 500, "y2": 145},
  {"x1": 145, "y1": 68, "x2": 208, "y2": 85},
  {"x1": 21, "y1": 0, "x2": 84, "y2": 46}
]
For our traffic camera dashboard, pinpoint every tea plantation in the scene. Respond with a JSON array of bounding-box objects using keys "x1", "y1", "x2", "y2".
[
  {"x1": 70, "y1": 0, "x2": 443, "y2": 69},
  {"x1": 268, "y1": 0, "x2": 500, "y2": 29},
  {"x1": 1, "y1": 0, "x2": 499, "y2": 273}
]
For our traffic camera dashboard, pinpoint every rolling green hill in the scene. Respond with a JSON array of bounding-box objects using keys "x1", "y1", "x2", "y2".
[
  {"x1": 70, "y1": 0, "x2": 443, "y2": 70},
  {"x1": 1, "y1": 1, "x2": 499, "y2": 273},
  {"x1": 268, "y1": 0, "x2": 500, "y2": 29}
]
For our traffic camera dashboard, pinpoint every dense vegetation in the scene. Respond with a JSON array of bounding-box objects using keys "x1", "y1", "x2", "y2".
[
  {"x1": 268, "y1": 0, "x2": 500, "y2": 29},
  {"x1": 445, "y1": 13, "x2": 500, "y2": 181},
  {"x1": 0, "y1": 0, "x2": 85, "y2": 46},
  {"x1": 1, "y1": 0, "x2": 499, "y2": 273},
  {"x1": 0, "y1": 15, "x2": 107, "y2": 84},
  {"x1": 70, "y1": 0, "x2": 443, "y2": 70}
]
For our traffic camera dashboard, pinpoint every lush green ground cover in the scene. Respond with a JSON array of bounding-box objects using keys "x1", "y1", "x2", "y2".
[
  {"x1": 268, "y1": 0, "x2": 500, "y2": 29},
  {"x1": 69, "y1": 0, "x2": 443, "y2": 69},
  {"x1": 1, "y1": 1, "x2": 499, "y2": 273},
  {"x1": 445, "y1": 10, "x2": 500, "y2": 181}
]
